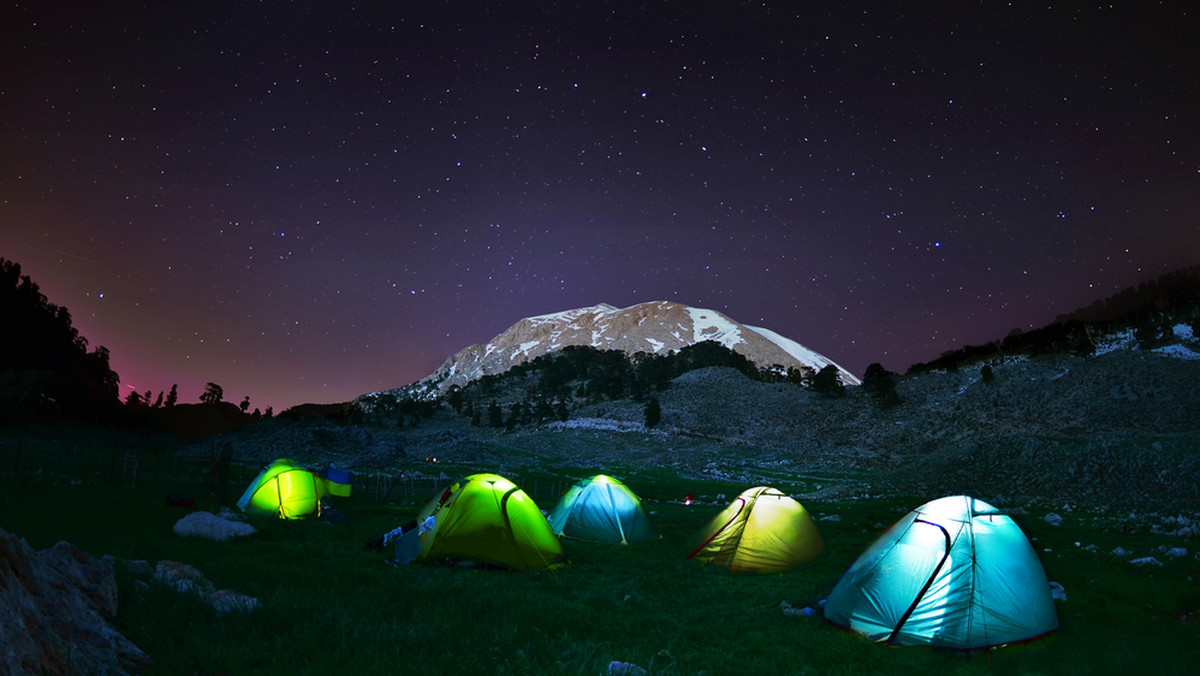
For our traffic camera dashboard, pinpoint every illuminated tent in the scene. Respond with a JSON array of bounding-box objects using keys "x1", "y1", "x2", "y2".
[
  {"x1": 415, "y1": 473, "x2": 563, "y2": 571},
  {"x1": 823, "y1": 495, "x2": 1059, "y2": 650},
  {"x1": 548, "y1": 474, "x2": 659, "y2": 544},
  {"x1": 236, "y1": 459, "x2": 350, "y2": 519},
  {"x1": 685, "y1": 486, "x2": 825, "y2": 573}
]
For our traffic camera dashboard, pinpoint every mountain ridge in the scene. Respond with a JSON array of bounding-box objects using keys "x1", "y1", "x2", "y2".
[{"x1": 402, "y1": 301, "x2": 860, "y2": 398}]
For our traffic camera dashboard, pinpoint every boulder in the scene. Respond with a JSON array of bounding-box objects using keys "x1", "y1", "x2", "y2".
[
  {"x1": 172, "y1": 511, "x2": 257, "y2": 540},
  {"x1": 0, "y1": 527, "x2": 151, "y2": 675}
]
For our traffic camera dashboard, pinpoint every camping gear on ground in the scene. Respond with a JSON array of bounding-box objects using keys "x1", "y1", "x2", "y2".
[
  {"x1": 685, "y1": 486, "x2": 825, "y2": 573},
  {"x1": 548, "y1": 474, "x2": 660, "y2": 544},
  {"x1": 823, "y1": 495, "x2": 1059, "y2": 650},
  {"x1": 236, "y1": 458, "x2": 351, "y2": 519},
  {"x1": 414, "y1": 473, "x2": 562, "y2": 571}
]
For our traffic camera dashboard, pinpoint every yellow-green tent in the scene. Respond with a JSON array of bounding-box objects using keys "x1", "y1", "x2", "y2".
[
  {"x1": 237, "y1": 459, "x2": 350, "y2": 519},
  {"x1": 415, "y1": 473, "x2": 562, "y2": 571},
  {"x1": 686, "y1": 486, "x2": 825, "y2": 573}
]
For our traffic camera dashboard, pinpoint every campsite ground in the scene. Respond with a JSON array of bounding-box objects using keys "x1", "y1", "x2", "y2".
[
  {"x1": 1, "y1": 458, "x2": 1198, "y2": 676},
  {"x1": 3, "y1": 349, "x2": 1199, "y2": 673}
]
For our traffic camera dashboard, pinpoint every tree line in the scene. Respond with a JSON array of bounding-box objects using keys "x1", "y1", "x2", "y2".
[
  {"x1": 1, "y1": 257, "x2": 268, "y2": 425},
  {"x1": 356, "y1": 342, "x2": 864, "y2": 432},
  {"x1": 1, "y1": 258, "x2": 120, "y2": 422}
]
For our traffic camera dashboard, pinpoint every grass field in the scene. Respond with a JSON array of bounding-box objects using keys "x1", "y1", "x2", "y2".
[{"x1": 2, "y1": 459, "x2": 1198, "y2": 675}]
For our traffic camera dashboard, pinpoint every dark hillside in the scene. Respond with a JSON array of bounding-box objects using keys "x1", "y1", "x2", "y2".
[{"x1": 0, "y1": 258, "x2": 121, "y2": 423}]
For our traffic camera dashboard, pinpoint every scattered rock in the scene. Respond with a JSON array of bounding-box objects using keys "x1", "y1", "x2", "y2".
[
  {"x1": 608, "y1": 660, "x2": 648, "y2": 676},
  {"x1": 780, "y1": 600, "x2": 816, "y2": 617},
  {"x1": 115, "y1": 557, "x2": 154, "y2": 579},
  {"x1": 209, "y1": 588, "x2": 262, "y2": 615},
  {"x1": 0, "y1": 526, "x2": 152, "y2": 675},
  {"x1": 216, "y1": 506, "x2": 247, "y2": 522},
  {"x1": 1049, "y1": 581, "x2": 1068, "y2": 602},
  {"x1": 173, "y1": 511, "x2": 257, "y2": 541},
  {"x1": 154, "y1": 560, "x2": 216, "y2": 596},
  {"x1": 153, "y1": 560, "x2": 260, "y2": 615}
]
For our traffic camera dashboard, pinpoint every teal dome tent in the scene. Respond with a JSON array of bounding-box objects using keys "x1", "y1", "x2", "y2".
[
  {"x1": 824, "y1": 495, "x2": 1059, "y2": 649},
  {"x1": 548, "y1": 475, "x2": 659, "y2": 545}
]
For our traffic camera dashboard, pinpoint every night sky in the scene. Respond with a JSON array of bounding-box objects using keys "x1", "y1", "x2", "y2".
[{"x1": 3, "y1": 2, "x2": 1198, "y2": 413}]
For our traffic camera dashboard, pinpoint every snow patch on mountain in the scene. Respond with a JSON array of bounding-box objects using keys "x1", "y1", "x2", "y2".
[
  {"x1": 687, "y1": 307, "x2": 742, "y2": 349},
  {"x1": 745, "y1": 325, "x2": 831, "y2": 371}
]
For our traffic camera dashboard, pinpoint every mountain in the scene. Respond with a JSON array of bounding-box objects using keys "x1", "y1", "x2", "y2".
[{"x1": 406, "y1": 301, "x2": 860, "y2": 396}]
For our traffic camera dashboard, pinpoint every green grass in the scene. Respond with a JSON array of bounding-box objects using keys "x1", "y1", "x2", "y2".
[{"x1": 2, "y1": 469, "x2": 1198, "y2": 675}]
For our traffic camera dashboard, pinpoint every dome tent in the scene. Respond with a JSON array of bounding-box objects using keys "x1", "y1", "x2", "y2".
[
  {"x1": 236, "y1": 459, "x2": 349, "y2": 519},
  {"x1": 548, "y1": 474, "x2": 660, "y2": 545},
  {"x1": 685, "y1": 486, "x2": 825, "y2": 573},
  {"x1": 823, "y1": 495, "x2": 1059, "y2": 650},
  {"x1": 415, "y1": 473, "x2": 563, "y2": 571}
]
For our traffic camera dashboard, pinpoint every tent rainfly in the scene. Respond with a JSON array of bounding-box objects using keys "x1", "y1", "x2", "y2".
[
  {"x1": 823, "y1": 495, "x2": 1060, "y2": 650},
  {"x1": 415, "y1": 473, "x2": 563, "y2": 571},
  {"x1": 685, "y1": 486, "x2": 825, "y2": 573},
  {"x1": 548, "y1": 474, "x2": 660, "y2": 544},
  {"x1": 237, "y1": 459, "x2": 350, "y2": 519}
]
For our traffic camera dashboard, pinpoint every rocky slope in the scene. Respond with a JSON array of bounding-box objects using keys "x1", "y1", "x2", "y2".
[{"x1": 186, "y1": 337, "x2": 1200, "y2": 514}]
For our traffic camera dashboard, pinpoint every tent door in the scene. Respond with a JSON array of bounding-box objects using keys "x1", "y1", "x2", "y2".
[{"x1": 887, "y1": 518, "x2": 952, "y2": 645}]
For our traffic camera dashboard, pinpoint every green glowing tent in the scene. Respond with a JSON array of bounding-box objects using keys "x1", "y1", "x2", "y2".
[
  {"x1": 548, "y1": 474, "x2": 660, "y2": 544},
  {"x1": 415, "y1": 473, "x2": 563, "y2": 571},
  {"x1": 236, "y1": 459, "x2": 350, "y2": 519},
  {"x1": 685, "y1": 486, "x2": 825, "y2": 573},
  {"x1": 823, "y1": 495, "x2": 1059, "y2": 650}
]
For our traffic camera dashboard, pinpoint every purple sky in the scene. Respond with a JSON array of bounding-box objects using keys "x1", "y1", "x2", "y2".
[{"x1": 4, "y1": 2, "x2": 1198, "y2": 413}]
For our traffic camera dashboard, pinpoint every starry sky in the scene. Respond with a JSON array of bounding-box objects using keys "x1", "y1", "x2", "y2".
[{"x1": 3, "y1": 1, "x2": 1198, "y2": 413}]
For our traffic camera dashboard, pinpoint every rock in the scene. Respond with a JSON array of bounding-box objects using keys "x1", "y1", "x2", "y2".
[
  {"x1": 152, "y1": 559, "x2": 259, "y2": 615},
  {"x1": 216, "y1": 507, "x2": 247, "y2": 522},
  {"x1": 1130, "y1": 556, "x2": 1163, "y2": 567},
  {"x1": 0, "y1": 526, "x2": 152, "y2": 675},
  {"x1": 1044, "y1": 512, "x2": 1064, "y2": 526},
  {"x1": 172, "y1": 511, "x2": 257, "y2": 540},
  {"x1": 1049, "y1": 581, "x2": 1068, "y2": 601},
  {"x1": 608, "y1": 661, "x2": 648, "y2": 676},
  {"x1": 154, "y1": 560, "x2": 216, "y2": 596},
  {"x1": 209, "y1": 588, "x2": 262, "y2": 615},
  {"x1": 118, "y1": 557, "x2": 154, "y2": 579},
  {"x1": 780, "y1": 600, "x2": 816, "y2": 617}
]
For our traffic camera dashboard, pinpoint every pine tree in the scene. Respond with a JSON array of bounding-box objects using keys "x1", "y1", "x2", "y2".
[
  {"x1": 644, "y1": 397, "x2": 662, "y2": 428},
  {"x1": 861, "y1": 363, "x2": 900, "y2": 406},
  {"x1": 200, "y1": 382, "x2": 224, "y2": 405},
  {"x1": 808, "y1": 365, "x2": 846, "y2": 398}
]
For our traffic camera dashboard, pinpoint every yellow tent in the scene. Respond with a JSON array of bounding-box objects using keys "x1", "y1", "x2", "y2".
[{"x1": 686, "y1": 486, "x2": 824, "y2": 573}]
